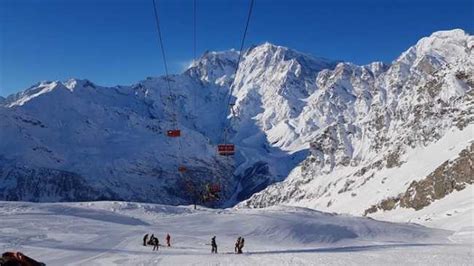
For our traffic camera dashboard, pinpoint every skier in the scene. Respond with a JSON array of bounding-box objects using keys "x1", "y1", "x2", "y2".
[
  {"x1": 143, "y1": 234, "x2": 149, "y2": 246},
  {"x1": 211, "y1": 236, "x2": 218, "y2": 254},
  {"x1": 238, "y1": 237, "x2": 245, "y2": 254},
  {"x1": 148, "y1": 234, "x2": 155, "y2": 245},
  {"x1": 235, "y1": 237, "x2": 241, "y2": 253},
  {"x1": 153, "y1": 237, "x2": 160, "y2": 251},
  {"x1": 166, "y1": 233, "x2": 171, "y2": 247}
]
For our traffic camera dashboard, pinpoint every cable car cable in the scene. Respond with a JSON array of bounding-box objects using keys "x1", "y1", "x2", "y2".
[
  {"x1": 219, "y1": 0, "x2": 255, "y2": 149},
  {"x1": 151, "y1": 0, "x2": 183, "y2": 173}
]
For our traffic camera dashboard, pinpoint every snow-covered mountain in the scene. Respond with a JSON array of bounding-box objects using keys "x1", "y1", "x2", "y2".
[
  {"x1": 242, "y1": 29, "x2": 473, "y2": 218},
  {"x1": 0, "y1": 44, "x2": 335, "y2": 205},
  {"x1": 1, "y1": 29, "x2": 472, "y2": 219}
]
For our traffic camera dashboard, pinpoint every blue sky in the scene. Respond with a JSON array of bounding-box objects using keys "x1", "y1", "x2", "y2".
[{"x1": 1, "y1": 0, "x2": 473, "y2": 96}]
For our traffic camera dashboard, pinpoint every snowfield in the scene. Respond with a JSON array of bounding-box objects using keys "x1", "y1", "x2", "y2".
[{"x1": 0, "y1": 201, "x2": 472, "y2": 265}]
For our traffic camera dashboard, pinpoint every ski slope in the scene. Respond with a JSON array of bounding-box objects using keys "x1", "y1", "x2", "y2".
[
  {"x1": 370, "y1": 186, "x2": 474, "y2": 243},
  {"x1": 0, "y1": 201, "x2": 472, "y2": 265}
]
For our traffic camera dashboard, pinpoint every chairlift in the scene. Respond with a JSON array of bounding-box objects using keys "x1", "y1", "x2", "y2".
[{"x1": 217, "y1": 144, "x2": 235, "y2": 156}]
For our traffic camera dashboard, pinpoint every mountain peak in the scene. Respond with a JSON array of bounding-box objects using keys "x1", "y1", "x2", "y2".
[
  {"x1": 6, "y1": 81, "x2": 63, "y2": 107},
  {"x1": 4, "y1": 79, "x2": 102, "y2": 107},
  {"x1": 185, "y1": 49, "x2": 239, "y2": 85},
  {"x1": 243, "y1": 42, "x2": 339, "y2": 76},
  {"x1": 250, "y1": 42, "x2": 333, "y2": 61},
  {"x1": 396, "y1": 29, "x2": 472, "y2": 66},
  {"x1": 250, "y1": 42, "x2": 288, "y2": 53},
  {"x1": 184, "y1": 42, "x2": 339, "y2": 87},
  {"x1": 64, "y1": 78, "x2": 97, "y2": 91},
  {"x1": 429, "y1": 28, "x2": 469, "y2": 39}
]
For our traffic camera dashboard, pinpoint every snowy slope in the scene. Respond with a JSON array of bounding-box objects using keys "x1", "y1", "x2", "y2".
[
  {"x1": 0, "y1": 29, "x2": 472, "y2": 215},
  {"x1": 243, "y1": 126, "x2": 473, "y2": 215},
  {"x1": 0, "y1": 53, "x2": 243, "y2": 204},
  {"x1": 370, "y1": 186, "x2": 473, "y2": 231},
  {"x1": 0, "y1": 78, "x2": 230, "y2": 204},
  {"x1": 1, "y1": 201, "x2": 472, "y2": 265}
]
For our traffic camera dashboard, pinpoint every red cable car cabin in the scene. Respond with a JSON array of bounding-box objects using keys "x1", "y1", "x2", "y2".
[
  {"x1": 217, "y1": 144, "x2": 235, "y2": 156},
  {"x1": 167, "y1": 129, "x2": 181, "y2": 137},
  {"x1": 178, "y1": 166, "x2": 187, "y2": 173}
]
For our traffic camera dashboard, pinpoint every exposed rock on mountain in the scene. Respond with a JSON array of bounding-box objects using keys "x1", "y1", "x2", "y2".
[
  {"x1": 365, "y1": 143, "x2": 473, "y2": 214},
  {"x1": 242, "y1": 29, "x2": 473, "y2": 216}
]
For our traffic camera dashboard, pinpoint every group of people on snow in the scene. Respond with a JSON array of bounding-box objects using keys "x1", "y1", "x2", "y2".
[
  {"x1": 211, "y1": 236, "x2": 245, "y2": 254},
  {"x1": 234, "y1": 236, "x2": 245, "y2": 254},
  {"x1": 142, "y1": 234, "x2": 245, "y2": 254},
  {"x1": 143, "y1": 233, "x2": 171, "y2": 251}
]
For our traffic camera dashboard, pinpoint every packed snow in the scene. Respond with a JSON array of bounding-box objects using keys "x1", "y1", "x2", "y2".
[{"x1": 0, "y1": 201, "x2": 472, "y2": 265}]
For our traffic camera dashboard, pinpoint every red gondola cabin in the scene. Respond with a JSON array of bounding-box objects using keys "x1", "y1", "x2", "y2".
[
  {"x1": 167, "y1": 130, "x2": 181, "y2": 137},
  {"x1": 178, "y1": 166, "x2": 187, "y2": 173},
  {"x1": 217, "y1": 144, "x2": 235, "y2": 156}
]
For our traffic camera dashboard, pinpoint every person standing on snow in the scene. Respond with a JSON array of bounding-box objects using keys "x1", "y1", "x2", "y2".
[
  {"x1": 148, "y1": 234, "x2": 155, "y2": 245},
  {"x1": 211, "y1": 236, "x2": 218, "y2": 254},
  {"x1": 238, "y1": 237, "x2": 245, "y2": 254},
  {"x1": 153, "y1": 237, "x2": 160, "y2": 251},
  {"x1": 235, "y1": 237, "x2": 241, "y2": 253},
  {"x1": 166, "y1": 234, "x2": 171, "y2": 247},
  {"x1": 143, "y1": 234, "x2": 149, "y2": 246}
]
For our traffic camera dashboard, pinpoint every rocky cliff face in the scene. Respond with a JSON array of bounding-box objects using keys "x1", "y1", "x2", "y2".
[
  {"x1": 365, "y1": 143, "x2": 473, "y2": 214},
  {"x1": 242, "y1": 29, "x2": 473, "y2": 215}
]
